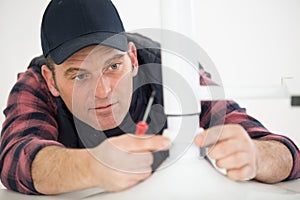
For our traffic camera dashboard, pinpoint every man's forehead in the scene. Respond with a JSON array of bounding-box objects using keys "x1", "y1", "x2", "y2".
[
  {"x1": 78, "y1": 45, "x2": 126, "y2": 56},
  {"x1": 65, "y1": 45, "x2": 126, "y2": 64},
  {"x1": 56, "y1": 46, "x2": 128, "y2": 73}
]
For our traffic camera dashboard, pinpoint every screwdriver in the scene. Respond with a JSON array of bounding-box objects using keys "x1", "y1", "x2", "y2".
[{"x1": 135, "y1": 90, "x2": 156, "y2": 135}]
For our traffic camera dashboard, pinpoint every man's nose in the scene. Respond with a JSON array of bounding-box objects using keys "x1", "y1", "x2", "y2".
[{"x1": 94, "y1": 76, "x2": 111, "y2": 99}]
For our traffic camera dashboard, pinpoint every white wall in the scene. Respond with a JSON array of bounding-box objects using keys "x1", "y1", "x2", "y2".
[
  {"x1": 0, "y1": 0, "x2": 50, "y2": 120},
  {"x1": 195, "y1": 0, "x2": 300, "y2": 87},
  {"x1": 192, "y1": 0, "x2": 300, "y2": 145},
  {"x1": 0, "y1": 1, "x2": 299, "y2": 144}
]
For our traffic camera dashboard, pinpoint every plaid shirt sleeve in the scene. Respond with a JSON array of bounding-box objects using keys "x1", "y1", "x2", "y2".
[
  {"x1": 0, "y1": 67, "x2": 64, "y2": 194},
  {"x1": 199, "y1": 69, "x2": 300, "y2": 181}
]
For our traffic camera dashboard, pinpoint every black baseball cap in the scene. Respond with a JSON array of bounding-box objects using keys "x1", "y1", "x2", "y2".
[{"x1": 41, "y1": 0, "x2": 128, "y2": 65}]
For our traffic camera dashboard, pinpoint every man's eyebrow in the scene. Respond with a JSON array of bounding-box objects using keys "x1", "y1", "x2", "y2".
[
  {"x1": 63, "y1": 53, "x2": 126, "y2": 76},
  {"x1": 104, "y1": 53, "x2": 126, "y2": 66},
  {"x1": 64, "y1": 68, "x2": 88, "y2": 77}
]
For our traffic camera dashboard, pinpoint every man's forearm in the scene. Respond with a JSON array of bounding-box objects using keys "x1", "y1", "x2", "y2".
[
  {"x1": 32, "y1": 146, "x2": 96, "y2": 194},
  {"x1": 254, "y1": 140, "x2": 293, "y2": 183}
]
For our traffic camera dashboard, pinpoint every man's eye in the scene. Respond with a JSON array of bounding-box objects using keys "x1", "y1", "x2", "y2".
[
  {"x1": 109, "y1": 63, "x2": 120, "y2": 71},
  {"x1": 74, "y1": 74, "x2": 89, "y2": 80}
]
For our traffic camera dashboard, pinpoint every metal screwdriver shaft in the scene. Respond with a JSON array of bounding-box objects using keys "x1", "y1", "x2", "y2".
[
  {"x1": 135, "y1": 90, "x2": 156, "y2": 135},
  {"x1": 142, "y1": 90, "x2": 156, "y2": 122}
]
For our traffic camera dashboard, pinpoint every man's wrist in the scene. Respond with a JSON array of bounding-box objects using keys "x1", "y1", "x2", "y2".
[
  {"x1": 253, "y1": 139, "x2": 293, "y2": 183},
  {"x1": 76, "y1": 149, "x2": 101, "y2": 188}
]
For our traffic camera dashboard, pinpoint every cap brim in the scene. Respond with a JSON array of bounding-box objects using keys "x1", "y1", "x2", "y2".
[{"x1": 49, "y1": 32, "x2": 128, "y2": 65}]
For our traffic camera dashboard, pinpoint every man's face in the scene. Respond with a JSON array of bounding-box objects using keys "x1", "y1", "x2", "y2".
[{"x1": 46, "y1": 44, "x2": 138, "y2": 130}]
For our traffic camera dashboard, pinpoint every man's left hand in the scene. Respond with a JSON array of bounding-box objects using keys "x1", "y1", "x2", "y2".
[
  {"x1": 194, "y1": 124, "x2": 257, "y2": 181},
  {"x1": 194, "y1": 124, "x2": 293, "y2": 183}
]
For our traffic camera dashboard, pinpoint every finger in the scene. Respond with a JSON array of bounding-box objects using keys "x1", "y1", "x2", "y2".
[
  {"x1": 94, "y1": 141, "x2": 154, "y2": 173},
  {"x1": 194, "y1": 125, "x2": 228, "y2": 148},
  {"x1": 110, "y1": 170, "x2": 152, "y2": 192},
  {"x1": 128, "y1": 171, "x2": 152, "y2": 186},
  {"x1": 215, "y1": 152, "x2": 250, "y2": 170},
  {"x1": 227, "y1": 165, "x2": 256, "y2": 181},
  {"x1": 112, "y1": 134, "x2": 169, "y2": 152},
  {"x1": 120, "y1": 152, "x2": 154, "y2": 172},
  {"x1": 132, "y1": 170, "x2": 152, "y2": 181},
  {"x1": 126, "y1": 135, "x2": 171, "y2": 152},
  {"x1": 208, "y1": 139, "x2": 247, "y2": 160},
  {"x1": 194, "y1": 125, "x2": 245, "y2": 148},
  {"x1": 107, "y1": 153, "x2": 153, "y2": 173}
]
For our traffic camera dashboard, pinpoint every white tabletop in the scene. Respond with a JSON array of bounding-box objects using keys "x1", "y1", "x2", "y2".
[{"x1": 1, "y1": 144, "x2": 300, "y2": 200}]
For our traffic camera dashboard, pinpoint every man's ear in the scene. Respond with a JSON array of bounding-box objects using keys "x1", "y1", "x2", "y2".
[
  {"x1": 127, "y1": 42, "x2": 139, "y2": 76},
  {"x1": 41, "y1": 65, "x2": 60, "y2": 97}
]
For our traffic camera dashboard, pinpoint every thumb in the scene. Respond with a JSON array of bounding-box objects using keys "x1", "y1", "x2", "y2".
[
  {"x1": 194, "y1": 126, "x2": 224, "y2": 148},
  {"x1": 194, "y1": 131, "x2": 206, "y2": 147}
]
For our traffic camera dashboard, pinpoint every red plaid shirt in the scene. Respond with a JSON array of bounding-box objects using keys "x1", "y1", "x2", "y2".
[{"x1": 1, "y1": 66, "x2": 299, "y2": 194}]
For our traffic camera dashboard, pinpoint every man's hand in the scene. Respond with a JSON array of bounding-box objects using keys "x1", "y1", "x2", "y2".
[
  {"x1": 194, "y1": 124, "x2": 293, "y2": 183},
  {"x1": 32, "y1": 134, "x2": 170, "y2": 194},
  {"x1": 194, "y1": 124, "x2": 257, "y2": 181},
  {"x1": 89, "y1": 134, "x2": 170, "y2": 192}
]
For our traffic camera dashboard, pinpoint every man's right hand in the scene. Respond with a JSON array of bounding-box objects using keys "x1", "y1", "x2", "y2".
[{"x1": 89, "y1": 134, "x2": 170, "y2": 192}]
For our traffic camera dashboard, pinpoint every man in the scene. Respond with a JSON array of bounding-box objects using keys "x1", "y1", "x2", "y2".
[{"x1": 0, "y1": 0, "x2": 299, "y2": 195}]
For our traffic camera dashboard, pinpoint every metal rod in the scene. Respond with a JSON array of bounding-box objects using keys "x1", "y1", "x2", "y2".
[{"x1": 142, "y1": 91, "x2": 156, "y2": 122}]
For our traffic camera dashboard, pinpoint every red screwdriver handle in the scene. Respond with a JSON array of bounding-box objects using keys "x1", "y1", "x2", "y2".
[{"x1": 135, "y1": 121, "x2": 148, "y2": 135}]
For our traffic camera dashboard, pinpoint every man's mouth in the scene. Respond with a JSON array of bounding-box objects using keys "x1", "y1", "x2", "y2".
[{"x1": 92, "y1": 102, "x2": 118, "y2": 115}]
